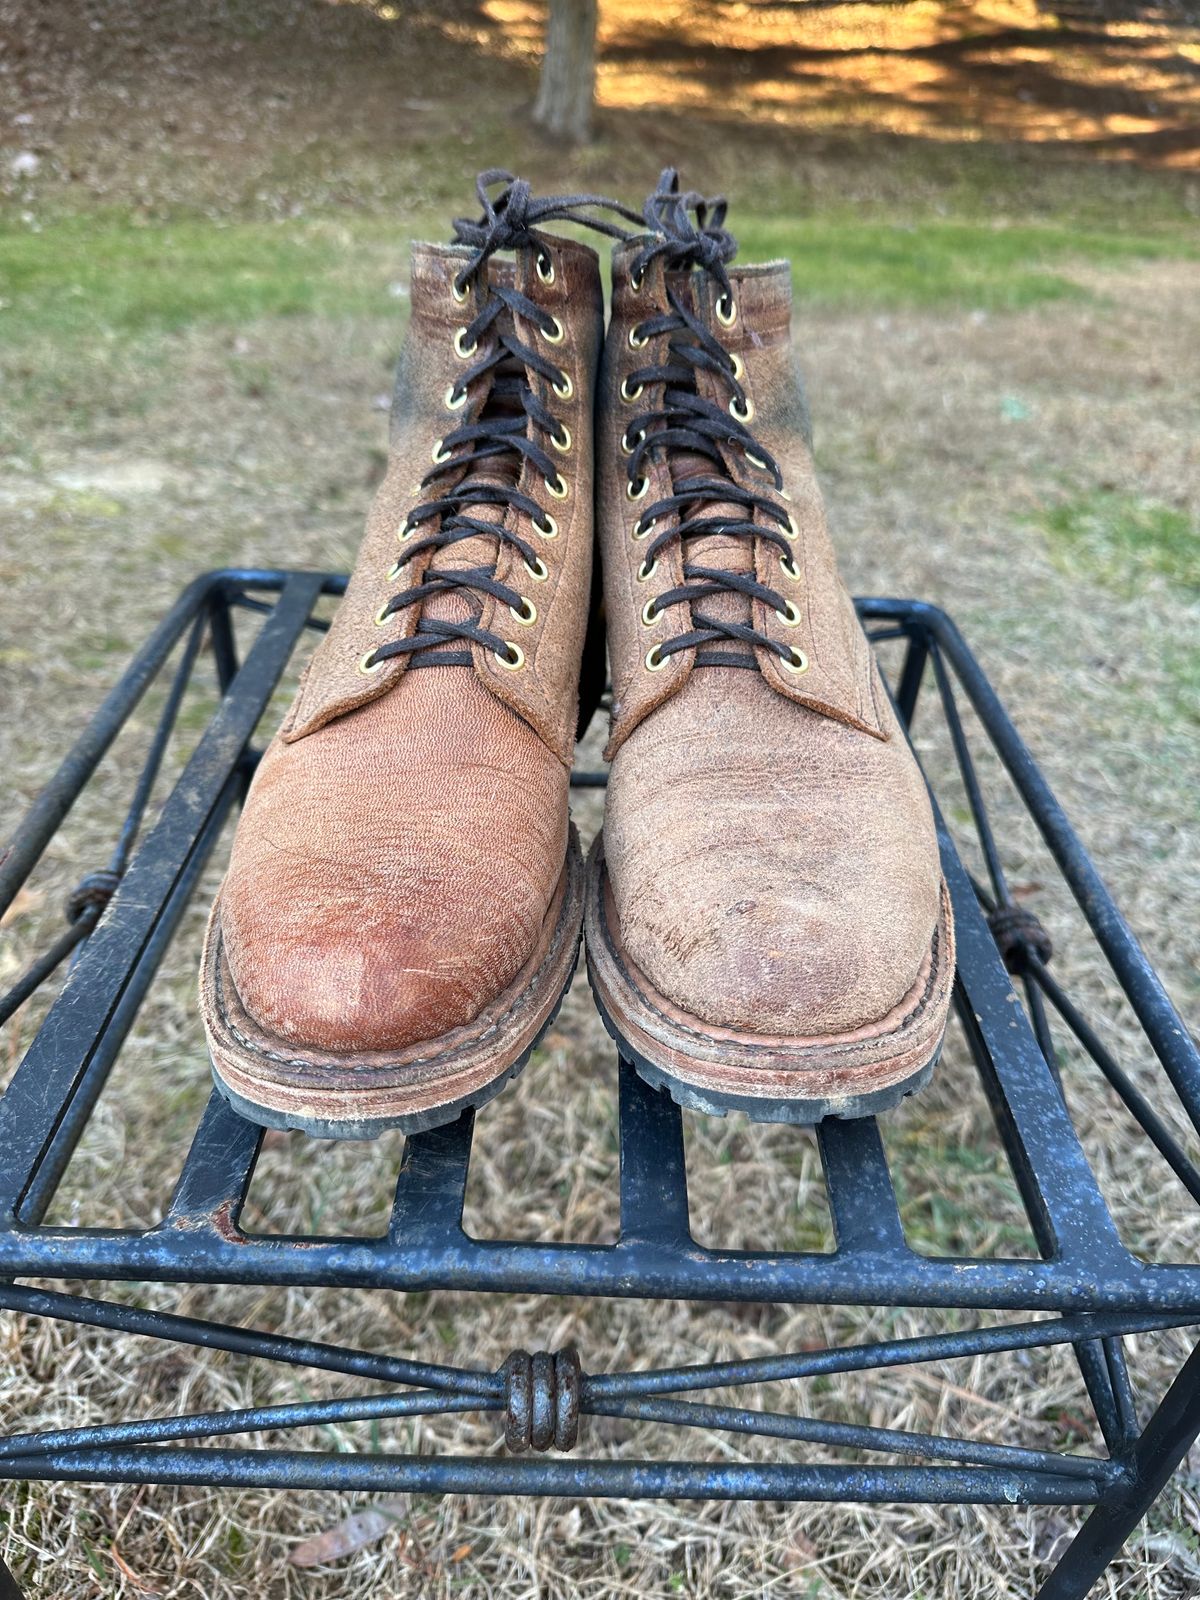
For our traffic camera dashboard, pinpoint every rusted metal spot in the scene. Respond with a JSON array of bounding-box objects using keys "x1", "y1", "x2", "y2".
[
  {"x1": 502, "y1": 1347, "x2": 581, "y2": 1453},
  {"x1": 210, "y1": 1199, "x2": 246, "y2": 1243},
  {"x1": 987, "y1": 903, "x2": 1053, "y2": 974}
]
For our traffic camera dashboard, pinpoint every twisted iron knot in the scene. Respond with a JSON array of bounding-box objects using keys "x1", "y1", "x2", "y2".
[
  {"x1": 64, "y1": 869, "x2": 121, "y2": 926},
  {"x1": 987, "y1": 903, "x2": 1053, "y2": 974},
  {"x1": 502, "y1": 1347, "x2": 582, "y2": 1453}
]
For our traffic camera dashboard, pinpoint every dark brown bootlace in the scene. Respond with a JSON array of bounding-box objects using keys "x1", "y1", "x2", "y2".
[
  {"x1": 364, "y1": 172, "x2": 640, "y2": 674},
  {"x1": 622, "y1": 170, "x2": 804, "y2": 673}
]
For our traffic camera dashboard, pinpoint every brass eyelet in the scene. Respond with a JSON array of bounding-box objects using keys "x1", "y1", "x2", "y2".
[
  {"x1": 636, "y1": 558, "x2": 658, "y2": 583},
  {"x1": 630, "y1": 266, "x2": 645, "y2": 292},
  {"x1": 373, "y1": 603, "x2": 393, "y2": 628},
  {"x1": 496, "y1": 641, "x2": 525, "y2": 671},
  {"x1": 357, "y1": 651, "x2": 386, "y2": 676},
  {"x1": 745, "y1": 450, "x2": 770, "y2": 471},
  {"x1": 730, "y1": 352, "x2": 745, "y2": 382},
  {"x1": 627, "y1": 476, "x2": 649, "y2": 502},
  {"x1": 641, "y1": 598, "x2": 660, "y2": 627},
  {"x1": 716, "y1": 293, "x2": 737, "y2": 327},
  {"x1": 785, "y1": 512, "x2": 800, "y2": 540},
  {"x1": 730, "y1": 394, "x2": 753, "y2": 424},
  {"x1": 386, "y1": 559, "x2": 403, "y2": 581},
  {"x1": 397, "y1": 521, "x2": 419, "y2": 542},
  {"x1": 524, "y1": 555, "x2": 549, "y2": 582},
  {"x1": 553, "y1": 370, "x2": 573, "y2": 400},
  {"x1": 780, "y1": 554, "x2": 800, "y2": 581},
  {"x1": 453, "y1": 328, "x2": 478, "y2": 360},
  {"x1": 776, "y1": 600, "x2": 801, "y2": 627},
  {"x1": 451, "y1": 279, "x2": 470, "y2": 305},
  {"x1": 545, "y1": 473, "x2": 569, "y2": 500},
  {"x1": 510, "y1": 596, "x2": 537, "y2": 626},
  {"x1": 645, "y1": 644, "x2": 668, "y2": 672},
  {"x1": 632, "y1": 515, "x2": 655, "y2": 541},
  {"x1": 551, "y1": 423, "x2": 571, "y2": 454},
  {"x1": 445, "y1": 383, "x2": 468, "y2": 412},
  {"x1": 431, "y1": 439, "x2": 453, "y2": 465},
  {"x1": 536, "y1": 250, "x2": 555, "y2": 285},
  {"x1": 542, "y1": 315, "x2": 565, "y2": 345},
  {"x1": 781, "y1": 646, "x2": 809, "y2": 674},
  {"x1": 620, "y1": 376, "x2": 644, "y2": 403},
  {"x1": 628, "y1": 324, "x2": 649, "y2": 350},
  {"x1": 621, "y1": 427, "x2": 644, "y2": 457},
  {"x1": 535, "y1": 512, "x2": 559, "y2": 539}
]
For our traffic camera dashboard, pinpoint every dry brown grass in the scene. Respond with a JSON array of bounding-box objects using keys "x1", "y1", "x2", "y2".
[
  {"x1": 2, "y1": 3, "x2": 1200, "y2": 1596},
  {"x1": 2, "y1": 254, "x2": 1198, "y2": 1598}
]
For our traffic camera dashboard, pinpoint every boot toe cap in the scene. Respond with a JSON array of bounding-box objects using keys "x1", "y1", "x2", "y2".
[{"x1": 618, "y1": 855, "x2": 938, "y2": 1038}]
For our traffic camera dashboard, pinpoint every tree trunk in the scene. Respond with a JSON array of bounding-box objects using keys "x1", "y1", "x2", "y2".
[{"x1": 533, "y1": 0, "x2": 597, "y2": 144}]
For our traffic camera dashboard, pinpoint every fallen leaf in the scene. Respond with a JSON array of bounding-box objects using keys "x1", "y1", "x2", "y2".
[
  {"x1": 784, "y1": 1529, "x2": 819, "y2": 1569},
  {"x1": 0, "y1": 885, "x2": 45, "y2": 927},
  {"x1": 1056, "y1": 1410, "x2": 1091, "y2": 1440},
  {"x1": 289, "y1": 1499, "x2": 410, "y2": 1567},
  {"x1": 449, "y1": 1543, "x2": 472, "y2": 1563}
]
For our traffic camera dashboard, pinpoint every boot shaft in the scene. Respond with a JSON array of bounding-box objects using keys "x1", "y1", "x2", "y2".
[
  {"x1": 285, "y1": 233, "x2": 605, "y2": 764},
  {"x1": 598, "y1": 231, "x2": 887, "y2": 758}
]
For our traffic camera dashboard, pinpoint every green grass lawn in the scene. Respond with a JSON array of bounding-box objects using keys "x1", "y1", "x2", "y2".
[
  {"x1": 1038, "y1": 489, "x2": 1200, "y2": 596},
  {"x1": 3, "y1": 204, "x2": 1198, "y2": 353}
]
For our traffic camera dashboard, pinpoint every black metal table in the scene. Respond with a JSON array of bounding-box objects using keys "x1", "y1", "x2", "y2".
[{"x1": 1, "y1": 568, "x2": 1197, "y2": 1599}]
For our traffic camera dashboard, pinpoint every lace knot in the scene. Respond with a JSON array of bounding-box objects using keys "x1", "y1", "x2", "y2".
[{"x1": 636, "y1": 168, "x2": 738, "y2": 296}]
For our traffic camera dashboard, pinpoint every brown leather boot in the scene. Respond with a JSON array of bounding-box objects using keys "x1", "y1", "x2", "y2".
[
  {"x1": 200, "y1": 175, "x2": 634, "y2": 1136},
  {"x1": 586, "y1": 173, "x2": 955, "y2": 1122}
]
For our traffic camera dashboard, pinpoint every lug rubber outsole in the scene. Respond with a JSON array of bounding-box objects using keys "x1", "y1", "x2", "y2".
[
  {"x1": 210, "y1": 944, "x2": 579, "y2": 1139},
  {"x1": 588, "y1": 975, "x2": 940, "y2": 1124}
]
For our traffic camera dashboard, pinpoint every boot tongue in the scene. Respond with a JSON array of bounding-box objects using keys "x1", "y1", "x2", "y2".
[
  {"x1": 662, "y1": 271, "x2": 754, "y2": 652},
  {"x1": 421, "y1": 265, "x2": 524, "y2": 644}
]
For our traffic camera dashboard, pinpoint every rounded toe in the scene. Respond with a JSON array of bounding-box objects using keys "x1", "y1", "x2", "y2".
[{"x1": 619, "y1": 856, "x2": 937, "y2": 1038}]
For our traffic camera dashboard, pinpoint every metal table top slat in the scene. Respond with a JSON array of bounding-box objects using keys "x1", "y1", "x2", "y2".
[
  {"x1": 618, "y1": 1060, "x2": 691, "y2": 1245},
  {"x1": 0, "y1": 573, "x2": 324, "y2": 1221},
  {"x1": 390, "y1": 1113, "x2": 475, "y2": 1242},
  {"x1": 163, "y1": 1091, "x2": 265, "y2": 1229},
  {"x1": 937, "y1": 819, "x2": 1130, "y2": 1276},
  {"x1": 817, "y1": 1117, "x2": 906, "y2": 1256}
]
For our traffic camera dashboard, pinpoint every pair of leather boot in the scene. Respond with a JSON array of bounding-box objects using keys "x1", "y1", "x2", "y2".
[{"x1": 199, "y1": 171, "x2": 954, "y2": 1138}]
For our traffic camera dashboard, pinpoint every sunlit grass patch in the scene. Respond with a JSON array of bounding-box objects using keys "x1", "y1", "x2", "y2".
[
  {"x1": 1037, "y1": 489, "x2": 1199, "y2": 595},
  {"x1": 733, "y1": 213, "x2": 1200, "y2": 310},
  {"x1": 0, "y1": 213, "x2": 422, "y2": 341},
  {"x1": 4, "y1": 206, "x2": 1198, "y2": 355}
]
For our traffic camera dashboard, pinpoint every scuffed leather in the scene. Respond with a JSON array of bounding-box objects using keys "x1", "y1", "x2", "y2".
[
  {"x1": 599, "y1": 243, "x2": 885, "y2": 761},
  {"x1": 598, "y1": 244, "x2": 946, "y2": 1038},
  {"x1": 284, "y1": 236, "x2": 603, "y2": 766},
  {"x1": 208, "y1": 235, "x2": 602, "y2": 1057},
  {"x1": 604, "y1": 668, "x2": 941, "y2": 1035},
  {"x1": 221, "y1": 664, "x2": 570, "y2": 1053}
]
